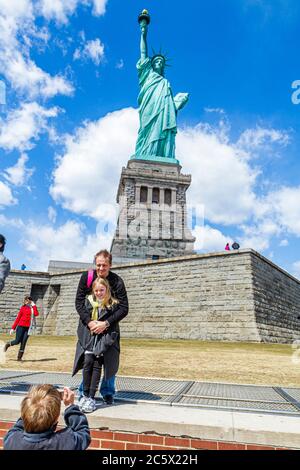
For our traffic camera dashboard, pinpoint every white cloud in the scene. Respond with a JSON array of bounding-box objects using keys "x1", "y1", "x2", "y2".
[
  {"x1": 115, "y1": 59, "x2": 124, "y2": 70},
  {"x1": 37, "y1": 0, "x2": 80, "y2": 24},
  {"x1": 269, "y1": 186, "x2": 300, "y2": 237},
  {"x1": 0, "y1": 2, "x2": 74, "y2": 99},
  {"x1": 176, "y1": 119, "x2": 295, "y2": 253},
  {"x1": 91, "y1": 0, "x2": 107, "y2": 16},
  {"x1": 177, "y1": 123, "x2": 259, "y2": 225},
  {"x1": 48, "y1": 206, "x2": 57, "y2": 223},
  {"x1": 239, "y1": 222, "x2": 277, "y2": 252},
  {"x1": 0, "y1": 102, "x2": 60, "y2": 151},
  {"x1": 204, "y1": 107, "x2": 225, "y2": 115},
  {"x1": 37, "y1": 0, "x2": 108, "y2": 23},
  {"x1": 21, "y1": 219, "x2": 112, "y2": 270},
  {"x1": 279, "y1": 239, "x2": 289, "y2": 247},
  {"x1": 0, "y1": 181, "x2": 17, "y2": 207},
  {"x1": 50, "y1": 107, "x2": 138, "y2": 221},
  {"x1": 292, "y1": 261, "x2": 300, "y2": 280},
  {"x1": 3, "y1": 51, "x2": 74, "y2": 99},
  {"x1": 0, "y1": 214, "x2": 24, "y2": 228},
  {"x1": 4, "y1": 154, "x2": 34, "y2": 186},
  {"x1": 193, "y1": 224, "x2": 232, "y2": 252},
  {"x1": 74, "y1": 38, "x2": 105, "y2": 65},
  {"x1": 237, "y1": 126, "x2": 290, "y2": 151},
  {"x1": 73, "y1": 48, "x2": 81, "y2": 61},
  {"x1": 0, "y1": 0, "x2": 33, "y2": 20}
]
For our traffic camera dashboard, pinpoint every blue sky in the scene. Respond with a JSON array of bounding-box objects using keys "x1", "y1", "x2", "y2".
[{"x1": 1, "y1": 0, "x2": 300, "y2": 277}]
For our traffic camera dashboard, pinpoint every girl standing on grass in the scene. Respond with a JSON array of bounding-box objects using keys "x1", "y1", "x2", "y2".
[
  {"x1": 72, "y1": 278, "x2": 120, "y2": 413},
  {"x1": 4, "y1": 296, "x2": 39, "y2": 361}
]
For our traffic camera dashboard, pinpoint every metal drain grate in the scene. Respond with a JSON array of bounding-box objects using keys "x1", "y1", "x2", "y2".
[
  {"x1": 116, "y1": 376, "x2": 189, "y2": 394},
  {"x1": 0, "y1": 370, "x2": 41, "y2": 381},
  {"x1": 0, "y1": 370, "x2": 300, "y2": 416},
  {"x1": 185, "y1": 382, "x2": 285, "y2": 402},
  {"x1": 177, "y1": 396, "x2": 297, "y2": 413},
  {"x1": 282, "y1": 388, "x2": 300, "y2": 403},
  {"x1": 114, "y1": 377, "x2": 191, "y2": 404},
  {"x1": 0, "y1": 380, "x2": 32, "y2": 394},
  {"x1": 0, "y1": 371, "x2": 81, "y2": 393},
  {"x1": 11, "y1": 372, "x2": 82, "y2": 389}
]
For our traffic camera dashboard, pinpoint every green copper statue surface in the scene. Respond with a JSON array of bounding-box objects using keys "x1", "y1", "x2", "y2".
[{"x1": 134, "y1": 10, "x2": 189, "y2": 163}]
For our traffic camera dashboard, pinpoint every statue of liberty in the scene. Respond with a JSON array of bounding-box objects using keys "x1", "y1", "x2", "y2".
[{"x1": 134, "y1": 10, "x2": 189, "y2": 162}]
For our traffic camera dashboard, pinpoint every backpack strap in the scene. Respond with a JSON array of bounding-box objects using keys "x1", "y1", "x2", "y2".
[{"x1": 87, "y1": 270, "x2": 94, "y2": 289}]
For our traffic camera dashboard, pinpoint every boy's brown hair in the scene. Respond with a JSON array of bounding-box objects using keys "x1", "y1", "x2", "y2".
[{"x1": 21, "y1": 384, "x2": 61, "y2": 433}]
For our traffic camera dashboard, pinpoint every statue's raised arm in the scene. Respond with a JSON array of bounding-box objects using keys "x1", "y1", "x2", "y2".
[
  {"x1": 134, "y1": 10, "x2": 189, "y2": 162},
  {"x1": 138, "y1": 10, "x2": 149, "y2": 61}
]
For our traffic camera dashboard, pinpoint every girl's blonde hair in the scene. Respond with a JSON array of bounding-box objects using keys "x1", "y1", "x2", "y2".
[
  {"x1": 21, "y1": 384, "x2": 61, "y2": 433},
  {"x1": 92, "y1": 277, "x2": 119, "y2": 309}
]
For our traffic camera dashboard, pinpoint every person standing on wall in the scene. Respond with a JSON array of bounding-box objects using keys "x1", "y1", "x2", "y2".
[
  {"x1": 75, "y1": 249, "x2": 129, "y2": 405},
  {"x1": 4, "y1": 296, "x2": 39, "y2": 361},
  {"x1": 0, "y1": 234, "x2": 10, "y2": 294},
  {"x1": 232, "y1": 241, "x2": 240, "y2": 250}
]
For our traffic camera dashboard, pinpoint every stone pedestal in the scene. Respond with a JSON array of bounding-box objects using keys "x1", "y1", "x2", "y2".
[{"x1": 111, "y1": 159, "x2": 195, "y2": 262}]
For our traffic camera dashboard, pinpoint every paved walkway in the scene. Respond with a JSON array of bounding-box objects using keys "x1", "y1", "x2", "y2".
[
  {"x1": 1, "y1": 378, "x2": 300, "y2": 449},
  {"x1": 0, "y1": 369, "x2": 300, "y2": 416}
]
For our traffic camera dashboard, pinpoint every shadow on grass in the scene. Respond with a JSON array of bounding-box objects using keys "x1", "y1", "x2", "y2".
[{"x1": 16, "y1": 358, "x2": 57, "y2": 363}]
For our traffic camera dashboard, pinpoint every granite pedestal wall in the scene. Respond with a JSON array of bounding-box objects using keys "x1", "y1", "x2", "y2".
[
  {"x1": 252, "y1": 253, "x2": 300, "y2": 343},
  {"x1": 1, "y1": 250, "x2": 299, "y2": 343}
]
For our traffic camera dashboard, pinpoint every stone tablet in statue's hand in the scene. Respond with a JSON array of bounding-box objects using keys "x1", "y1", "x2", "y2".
[{"x1": 174, "y1": 92, "x2": 189, "y2": 111}]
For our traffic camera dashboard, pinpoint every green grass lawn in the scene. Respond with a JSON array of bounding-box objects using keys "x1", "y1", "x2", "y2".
[{"x1": 0, "y1": 335, "x2": 299, "y2": 387}]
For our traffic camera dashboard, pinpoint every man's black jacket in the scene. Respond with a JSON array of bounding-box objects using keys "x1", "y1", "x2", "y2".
[{"x1": 75, "y1": 270, "x2": 129, "y2": 327}]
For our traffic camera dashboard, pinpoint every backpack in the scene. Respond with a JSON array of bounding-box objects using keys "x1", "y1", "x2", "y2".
[{"x1": 87, "y1": 270, "x2": 94, "y2": 289}]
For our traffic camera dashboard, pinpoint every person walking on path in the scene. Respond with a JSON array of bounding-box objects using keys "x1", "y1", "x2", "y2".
[
  {"x1": 75, "y1": 249, "x2": 129, "y2": 405},
  {"x1": 73, "y1": 277, "x2": 120, "y2": 413},
  {"x1": 0, "y1": 234, "x2": 10, "y2": 294},
  {"x1": 225, "y1": 242, "x2": 230, "y2": 251},
  {"x1": 4, "y1": 295, "x2": 39, "y2": 361},
  {"x1": 3, "y1": 384, "x2": 91, "y2": 450}
]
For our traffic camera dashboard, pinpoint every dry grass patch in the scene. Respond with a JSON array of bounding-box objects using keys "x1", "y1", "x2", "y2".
[{"x1": 0, "y1": 335, "x2": 299, "y2": 387}]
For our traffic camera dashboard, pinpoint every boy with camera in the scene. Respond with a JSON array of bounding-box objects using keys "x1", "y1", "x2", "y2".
[{"x1": 3, "y1": 385, "x2": 91, "y2": 450}]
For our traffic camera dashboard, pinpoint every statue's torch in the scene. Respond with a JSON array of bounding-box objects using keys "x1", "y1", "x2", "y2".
[{"x1": 138, "y1": 9, "x2": 151, "y2": 29}]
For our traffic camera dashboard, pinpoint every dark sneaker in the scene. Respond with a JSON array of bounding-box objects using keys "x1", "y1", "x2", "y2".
[
  {"x1": 17, "y1": 352, "x2": 24, "y2": 361},
  {"x1": 3, "y1": 343, "x2": 10, "y2": 353},
  {"x1": 103, "y1": 395, "x2": 114, "y2": 405}
]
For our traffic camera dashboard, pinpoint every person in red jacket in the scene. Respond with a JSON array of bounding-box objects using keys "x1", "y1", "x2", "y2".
[{"x1": 4, "y1": 296, "x2": 39, "y2": 361}]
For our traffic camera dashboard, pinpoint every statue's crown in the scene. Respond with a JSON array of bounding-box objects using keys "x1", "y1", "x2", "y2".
[{"x1": 151, "y1": 48, "x2": 170, "y2": 66}]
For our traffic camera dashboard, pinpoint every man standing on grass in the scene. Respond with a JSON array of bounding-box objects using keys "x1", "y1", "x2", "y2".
[
  {"x1": 0, "y1": 234, "x2": 10, "y2": 294},
  {"x1": 75, "y1": 249, "x2": 129, "y2": 404}
]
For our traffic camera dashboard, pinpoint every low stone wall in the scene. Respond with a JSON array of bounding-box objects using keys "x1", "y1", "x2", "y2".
[
  {"x1": 1, "y1": 250, "x2": 300, "y2": 343},
  {"x1": 0, "y1": 420, "x2": 291, "y2": 450}
]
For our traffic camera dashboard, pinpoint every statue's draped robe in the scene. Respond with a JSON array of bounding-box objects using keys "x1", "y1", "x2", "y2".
[{"x1": 135, "y1": 57, "x2": 177, "y2": 158}]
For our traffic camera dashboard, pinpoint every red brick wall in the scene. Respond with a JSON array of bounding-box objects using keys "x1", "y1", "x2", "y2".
[{"x1": 0, "y1": 420, "x2": 291, "y2": 450}]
